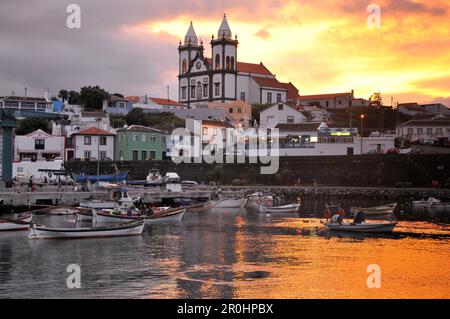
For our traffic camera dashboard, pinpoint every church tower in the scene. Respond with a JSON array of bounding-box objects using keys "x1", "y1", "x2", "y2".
[{"x1": 210, "y1": 14, "x2": 238, "y2": 102}]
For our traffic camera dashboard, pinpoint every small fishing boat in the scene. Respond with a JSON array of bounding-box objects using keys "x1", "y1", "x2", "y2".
[
  {"x1": 186, "y1": 201, "x2": 217, "y2": 213},
  {"x1": 412, "y1": 197, "x2": 446, "y2": 208},
  {"x1": 92, "y1": 207, "x2": 184, "y2": 225},
  {"x1": 0, "y1": 214, "x2": 32, "y2": 231},
  {"x1": 29, "y1": 220, "x2": 145, "y2": 239},
  {"x1": 146, "y1": 169, "x2": 163, "y2": 186},
  {"x1": 325, "y1": 221, "x2": 397, "y2": 233},
  {"x1": 246, "y1": 192, "x2": 274, "y2": 209},
  {"x1": 258, "y1": 203, "x2": 300, "y2": 214},
  {"x1": 79, "y1": 188, "x2": 138, "y2": 211},
  {"x1": 349, "y1": 203, "x2": 397, "y2": 217},
  {"x1": 215, "y1": 198, "x2": 248, "y2": 208}
]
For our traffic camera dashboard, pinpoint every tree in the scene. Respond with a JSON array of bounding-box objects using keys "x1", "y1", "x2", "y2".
[
  {"x1": 124, "y1": 108, "x2": 185, "y2": 131},
  {"x1": 58, "y1": 89, "x2": 69, "y2": 102},
  {"x1": 78, "y1": 85, "x2": 110, "y2": 110},
  {"x1": 15, "y1": 118, "x2": 50, "y2": 135},
  {"x1": 68, "y1": 90, "x2": 80, "y2": 104},
  {"x1": 370, "y1": 92, "x2": 383, "y2": 108},
  {"x1": 125, "y1": 108, "x2": 145, "y2": 125}
]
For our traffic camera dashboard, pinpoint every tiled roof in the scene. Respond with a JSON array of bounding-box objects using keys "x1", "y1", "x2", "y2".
[
  {"x1": 251, "y1": 77, "x2": 286, "y2": 90},
  {"x1": 202, "y1": 120, "x2": 234, "y2": 128},
  {"x1": 109, "y1": 95, "x2": 129, "y2": 102},
  {"x1": 280, "y1": 82, "x2": 300, "y2": 100},
  {"x1": 73, "y1": 127, "x2": 115, "y2": 136},
  {"x1": 205, "y1": 59, "x2": 273, "y2": 76},
  {"x1": 117, "y1": 125, "x2": 162, "y2": 133},
  {"x1": 150, "y1": 97, "x2": 185, "y2": 107},
  {"x1": 275, "y1": 123, "x2": 321, "y2": 131},
  {"x1": 298, "y1": 93, "x2": 352, "y2": 100}
]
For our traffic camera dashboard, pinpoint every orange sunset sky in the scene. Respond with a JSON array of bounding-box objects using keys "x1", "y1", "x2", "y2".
[{"x1": 122, "y1": 0, "x2": 450, "y2": 105}]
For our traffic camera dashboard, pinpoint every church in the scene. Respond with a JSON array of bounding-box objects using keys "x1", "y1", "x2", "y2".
[{"x1": 178, "y1": 15, "x2": 300, "y2": 107}]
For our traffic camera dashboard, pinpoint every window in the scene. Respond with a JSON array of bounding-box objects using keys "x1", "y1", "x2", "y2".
[
  {"x1": 182, "y1": 59, "x2": 187, "y2": 74},
  {"x1": 240, "y1": 92, "x2": 246, "y2": 101},
  {"x1": 84, "y1": 150, "x2": 91, "y2": 159},
  {"x1": 202, "y1": 127, "x2": 208, "y2": 135},
  {"x1": 203, "y1": 84, "x2": 208, "y2": 97},
  {"x1": 226, "y1": 56, "x2": 230, "y2": 69},
  {"x1": 141, "y1": 150, "x2": 147, "y2": 160},
  {"x1": 119, "y1": 102, "x2": 125, "y2": 108},
  {"x1": 278, "y1": 104, "x2": 283, "y2": 110},
  {"x1": 338, "y1": 100, "x2": 342, "y2": 105},
  {"x1": 325, "y1": 101, "x2": 329, "y2": 108},
  {"x1": 215, "y1": 54, "x2": 220, "y2": 69},
  {"x1": 436, "y1": 128, "x2": 443, "y2": 134},
  {"x1": 407, "y1": 128, "x2": 413, "y2": 134},
  {"x1": 150, "y1": 135, "x2": 156, "y2": 142},
  {"x1": 287, "y1": 116, "x2": 294, "y2": 124},
  {"x1": 132, "y1": 150, "x2": 138, "y2": 161},
  {"x1": 100, "y1": 151, "x2": 107, "y2": 159},
  {"x1": 417, "y1": 128, "x2": 423, "y2": 135},
  {"x1": 84, "y1": 136, "x2": 91, "y2": 145},
  {"x1": 150, "y1": 151, "x2": 156, "y2": 160},
  {"x1": 191, "y1": 86, "x2": 196, "y2": 99},
  {"x1": 230, "y1": 57, "x2": 235, "y2": 70},
  {"x1": 196, "y1": 82, "x2": 202, "y2": 99},
  {"x1": 213, "y1": 128, "x2": 218, "y2": 136},
  {"x1": 427, "y1": 128, "x2": 433, "y2": 134},
  {"x1": 181, "y1": 87, "x2": 187, "y2": 99},
  {"x1": 132, "y1": 134, "x2": 138, "y2": 141},
  {"x1": 277, "y1": 93, "x2": 281, "y2": 102},
  {"x1": 99, "y1": 136, "x2": 107, "y2": 145},
  {"x1": 229, "y1": 107, "x2": 233, "y2": 113},
  {"x1": 119, "y1": 150, "x2": 124, "y2": 160},
  {"x1": 222, "y1": 129, "x2": 227, "y2": 140},
  {"x1": 35, "y1": 139, "x2": 45, "y2": 150},
  {"x1": 141, "y1": 134, "x2": 146, "y2": 142},
  {"x1": 267, "y1": 93, "x2": 272, "y2": 104},
  {"x1": 214, "y1": 83, "x2": 220, "y2": 96},
  {"x1": 237, "y1": 108, "x2": 242, "y2": 113}
]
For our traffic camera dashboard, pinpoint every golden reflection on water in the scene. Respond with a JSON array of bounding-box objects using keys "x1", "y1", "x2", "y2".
[{"x1": 229, "y1": 218, "x2": 450, "y2": 299}]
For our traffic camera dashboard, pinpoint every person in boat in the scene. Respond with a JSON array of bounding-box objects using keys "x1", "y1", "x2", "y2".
[
  {"x1": 331, "y1": 214, "x2": 343, "y2": 224},
  {"x1": 353, "y1": 211, "x2": 366, "y2": 224},
  {"x1": 337, "y1": 205, "x2": 346, "y2": 218},
  {"x1": 323, "y1": 205, "x2": 331, "y2": 221}
]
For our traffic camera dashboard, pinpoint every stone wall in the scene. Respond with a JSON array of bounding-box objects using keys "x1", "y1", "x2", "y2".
[{"x1": 64, "y1": 154, "x2": 450, "y2": 188}]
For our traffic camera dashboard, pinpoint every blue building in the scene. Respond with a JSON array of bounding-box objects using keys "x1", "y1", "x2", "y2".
[{"x1": 103, "y1": 94, "x2": 133, "y2": 115}]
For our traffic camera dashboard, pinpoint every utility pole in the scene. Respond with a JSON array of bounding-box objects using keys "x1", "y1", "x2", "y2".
[{"x1": 167, "y1": 85, "x2": 170, "y2": 101}]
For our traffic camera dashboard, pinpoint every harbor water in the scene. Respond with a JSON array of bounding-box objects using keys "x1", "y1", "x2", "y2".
[{"x1": 0, "y1": 198, "x2": 449, "y2": 298}]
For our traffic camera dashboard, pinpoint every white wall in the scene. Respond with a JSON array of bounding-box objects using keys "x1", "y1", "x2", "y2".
[
  {"x1": 14, "y1": 130, "x2": 64, "y2": 160},
  {"x1": 260, "y1": 103, "x2": 307, "y2": 128},
  {"x1": 74, "y1": 135, "x2": 115, "y2": 160}
]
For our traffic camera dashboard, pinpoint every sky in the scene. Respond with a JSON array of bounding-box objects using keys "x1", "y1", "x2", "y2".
[{"x1": 0, "y1": 0, "x2": 449, "y2": 106}]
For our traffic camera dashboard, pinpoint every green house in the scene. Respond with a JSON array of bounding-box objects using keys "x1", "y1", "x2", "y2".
[{"x1": 115, "y1": 125, "x2": 163, "y2": 161}]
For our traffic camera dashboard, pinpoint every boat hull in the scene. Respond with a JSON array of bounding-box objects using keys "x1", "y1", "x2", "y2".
[
  {"x1": 259, "y1": 203, "x2": 300, "y2": 214},
  {"x1": 349, "y1": 203, "x2": 396, "y2": 216},
  {"x1": 29, "y1": 222, "x2": 144, "y2": 239},
  {"x1": 215, "y1": 199, "x2": 248, "y2": 208},
  {"x1": 73, "y1": 171, "x2": 128, "y2": 183},
  {"x1": 186, "y1": 201, "x2": 217, "y2": 213},
  {"x1": 145, "y1": 209, "x2": 186, "y2": 224},
  {"x1": 326, "y1": 222, "x2": 397, "y2": 233},
  {"x1": 0, "y1": 215, "x2": 32, "y2": 231}
]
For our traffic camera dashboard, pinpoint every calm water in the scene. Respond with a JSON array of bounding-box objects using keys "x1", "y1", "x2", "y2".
[{"x1": 1, "y1": 200, "x2": 449, "y2": 299}]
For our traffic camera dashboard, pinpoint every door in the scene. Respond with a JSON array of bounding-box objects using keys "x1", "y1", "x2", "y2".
[{"x1": 347, "y1": 147, "x2": 354, "y2": 155}]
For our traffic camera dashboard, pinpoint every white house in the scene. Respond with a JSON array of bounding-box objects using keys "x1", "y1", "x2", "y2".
[
  {"x1": 72, "y1": 127, "x2": 115, "y2": 160},
  {"x1": 14, "y1": 129, "x2": 65, "y2": 161},
  {"x1": 396, "y1": 118, "x2": 450, "y2": 143},
  {"x1": 296, "y1": 105, "x2": 330, "y2": 123},
  {"x1": 260, "y1": 103, "x2": 307, "y2": 128},
  {"x1": 178, "y1": 15, "x2": 300, "y2": 107}
]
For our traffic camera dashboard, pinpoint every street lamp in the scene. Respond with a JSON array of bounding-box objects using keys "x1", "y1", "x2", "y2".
[{"x1": 360, "y1": 114, "x2": 365, "y2": 155}]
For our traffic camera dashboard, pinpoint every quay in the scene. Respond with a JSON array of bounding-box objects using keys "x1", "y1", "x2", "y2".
[{"x1": 1, "y1": 185, "x2": 449, "y2": 209}]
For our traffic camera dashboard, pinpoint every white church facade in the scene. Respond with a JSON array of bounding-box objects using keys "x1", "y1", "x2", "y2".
[{"x1": 178, "y1": 15, "x2": 300, "y2": 107}]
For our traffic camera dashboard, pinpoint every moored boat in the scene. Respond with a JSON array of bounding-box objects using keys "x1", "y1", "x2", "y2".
[
  {"x1": 258, "y1": 203, "x2": 300, "y2": 214},
  {"x1": 412, "y1": 197, "x2": 447, "y2": 208},
  {"x1": 0, "y1": 214, "x2": 32, "y2": 231},
  {"x1": 325, "y1": 221, "x2": 397, "y2": 233},
  {"x1": 29, "y1": 220, "x2": 145, "y2": 239},
  {"x1": 349, "y1": 203, "x2": 397, "y2": 217},
  {"x1": 186, "y1": 201, "x2": 217, "y2": 213},
  {"x1": 145, "y1": 208, "x2": 186, "y2": 224},
  {"x1": 72, "y1": 171, "x2": 128, "y2": 183},
  {"x1": 215, "y1": 198, "x2": 248, "y2": 208},
  {"x1": 91, "y1": 207, "x2": 185, "y2": 225},
  {"x1": 246, "y1": 192, "x2": 274, "y2": 209}
]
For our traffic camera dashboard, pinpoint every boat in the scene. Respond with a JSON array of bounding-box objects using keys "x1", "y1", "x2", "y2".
[
  {"x1": 186, "y1": 201, "x2": 217, "y2": 213},
  {"x1": 146, "y1": 169, "x2": 163, "y2": 186},
  {"x1": 91, "y1": 207, "x2": 184, "y2": 225},
  {"x1": 0, "y1": 214, "x2": 32, "y2": 231},
  {"x1": 72, "y1": 171, "x2": 128, "y2": 183},
  {"x1": 412, "y1": 197, "x2": 446, "y2": 208},
  {"x1": 349, "y1": 203, "x2": 397, "y2": 217},
  {"x1": 79, "y1": 188, "x2": 138, "y2": 211},
  {"x1": 29, "y1": 220, "x2": 145, "y2": 239},
  {"x1": 325, "y1": 221, "x2": 398, "y2": 233},
  {"x1": 246, "y1": 192, "x2": 274, "y2": 209},
  {"x1": 215, "y1": 198, "x2": 248, "y2": 208},
  {"x1": 258, "y1": 203, "x2": 300, "y2": 214}
]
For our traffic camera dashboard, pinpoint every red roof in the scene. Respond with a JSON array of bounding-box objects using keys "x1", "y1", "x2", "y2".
[
  {"x1": 125, "y1": 96, "x2": 141, "y2": 103},
  {"x1": 73, "y1": 127, "x2": 115, "y2": 136},
  {"x1": 280, "y1": 82, "x2": 300, "y2": 101},
  {"x1": 298, "y1": 93, "x2": 352, "y2": 100},
  {"x1": 205, "y1": 59, "x2": 273, "y2": 76},
  {"x1": 150, "y1": 97, "x2": 185, "y2": 107},
  {"x1": 251, "y1": 77, "x2": 286, "y2": 90}
]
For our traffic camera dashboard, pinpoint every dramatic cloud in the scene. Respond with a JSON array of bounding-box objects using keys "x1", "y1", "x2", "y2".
[{"x1": 0, "y1": 0, "x2": 449, "y2": 105}]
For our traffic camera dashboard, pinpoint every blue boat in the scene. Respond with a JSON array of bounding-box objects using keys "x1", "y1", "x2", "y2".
[{"x1": 73, "y1": 171, "x2": 128, "y2": 183}]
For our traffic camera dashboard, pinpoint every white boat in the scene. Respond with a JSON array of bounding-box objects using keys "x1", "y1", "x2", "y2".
[
  {"x1": 0, "y1": 214, "x2": 32, "y2": 231},
  {"x1": 92, "y1": 208, "x2": 184, "y2": 225},
  {"x1": 325, "y1": 221, "x2": 397, "y2": 233},
  {"x1": 412, "y1": 197, "x2": 445, "y2": 208},
  {"x1": 349, "y1": 203, "x2": 397, "y2": 217},
  {"x1": 246, "y1": 192, "x2": 274, "y2": 209},
  {"x1": 258, "y1": 203, "x2": 300, "y2": 214},
  {"x1": 215, "y1": 198, "x2": 248, "y2": 208},
  {"x1": 186, "y1": 201, "x2": 217, "y2": 213},
  {"x1": 29, "y1": 220, "x2": 145, "y2": 239},
  {"x1": 79, "y1": 188, "x2": 138, "y2": 211},
  {"x1": 146, "y1": 169, "x2": 163, "y2": 186}
]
